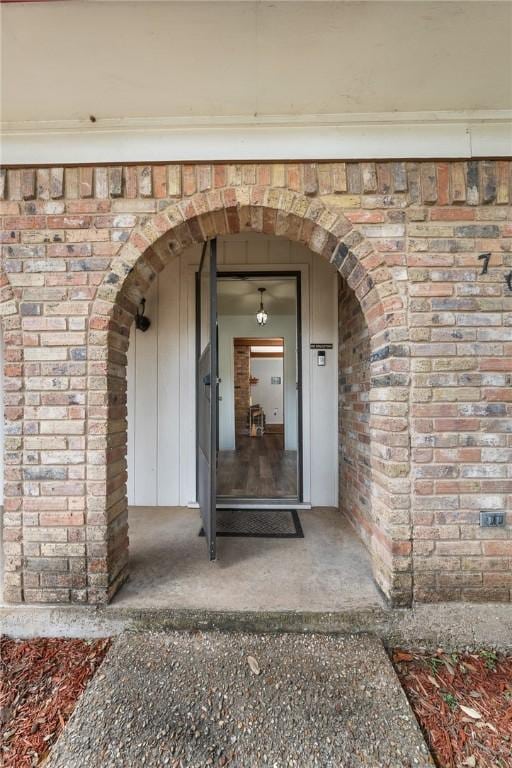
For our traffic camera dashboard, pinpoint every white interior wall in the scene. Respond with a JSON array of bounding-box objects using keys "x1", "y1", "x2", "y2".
[
  {"x1": 218, "y1": 315, "x2": 296, "y2": 451},
  {"x1": 250, "y1": 358, "x2": 284, "y2": 426},
  {"x1": 127, "y1": 233, "x2": 338, "y2": 507}
]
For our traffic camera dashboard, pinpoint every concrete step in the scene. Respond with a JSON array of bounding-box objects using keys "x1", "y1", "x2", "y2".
[
  {"x1": 2, "y1": 603, "x2": 512, "y2": 652},
  {"x1": 46, "y1": 631, "x2": 434, "y2": 768}
]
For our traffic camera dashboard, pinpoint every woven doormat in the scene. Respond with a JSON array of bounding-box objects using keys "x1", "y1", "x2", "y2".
[{"x1": 199, "y1": 508, "x2": 303, "y2": 538}]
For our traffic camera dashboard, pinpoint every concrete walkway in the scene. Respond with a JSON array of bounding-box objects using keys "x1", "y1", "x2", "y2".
[{"x1": 46, "y1": 632, "x2": 433, "y2": 768}]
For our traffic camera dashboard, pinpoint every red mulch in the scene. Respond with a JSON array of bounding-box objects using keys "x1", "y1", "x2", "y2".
[
  {"x1": 393, "y1": 649, "x2": 512, "y2": 768},
  {"x1": 0, "y1": 636, "x2": 110, "y2": 768}
]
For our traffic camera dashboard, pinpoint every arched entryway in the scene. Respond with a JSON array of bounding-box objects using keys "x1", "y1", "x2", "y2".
[{"x1": 88, "y1": 187, "x2": 412, "y2": 606}]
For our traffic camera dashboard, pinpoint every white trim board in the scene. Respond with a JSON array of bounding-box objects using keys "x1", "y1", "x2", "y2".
[{"x1": 2, "y1": 112, "x2": 512, "y2": 164}]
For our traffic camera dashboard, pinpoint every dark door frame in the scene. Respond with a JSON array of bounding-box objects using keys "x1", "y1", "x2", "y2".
[{"x1": 211, "y1": 269, "x2": 304, "y2": 505}]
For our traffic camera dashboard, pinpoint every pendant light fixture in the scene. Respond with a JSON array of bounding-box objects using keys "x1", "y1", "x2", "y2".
[{"x1": 256, "y1": 287, "x2": 268, "y2": 326}]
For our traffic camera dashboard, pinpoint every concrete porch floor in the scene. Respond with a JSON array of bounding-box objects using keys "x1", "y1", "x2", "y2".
[{"x1": 112, "y1": 506, "x2": 385, "y2": 611}]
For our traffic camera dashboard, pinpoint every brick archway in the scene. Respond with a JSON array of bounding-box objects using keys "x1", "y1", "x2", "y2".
[{"x1": 88, "y1": 187, "x2": 412, "y2": 606}]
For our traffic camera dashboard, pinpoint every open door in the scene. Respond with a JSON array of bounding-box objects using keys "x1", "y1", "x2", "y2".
[{"x1": 197, "y1": 238, "x2": 217, "y2": 560}]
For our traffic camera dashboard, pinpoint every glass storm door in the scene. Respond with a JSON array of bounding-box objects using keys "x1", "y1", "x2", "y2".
[{"x1": 197, "y1": 238, "x2": 218, "y2": 560}]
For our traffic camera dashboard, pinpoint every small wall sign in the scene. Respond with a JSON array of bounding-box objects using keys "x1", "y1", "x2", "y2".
[{"x1": 310, "y1": 343, "x2": 333, "y2": 350}]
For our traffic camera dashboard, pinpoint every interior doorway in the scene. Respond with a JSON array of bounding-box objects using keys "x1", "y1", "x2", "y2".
[
  {"x1": 216, "y1": 273, "x2": 302, "y2": 504},
  {"x1": 216, "y1": 336, "x2": 297, "y2": 499},
  {"x1": 234, "y1": 338, "x2": 285, "y2": 444}
]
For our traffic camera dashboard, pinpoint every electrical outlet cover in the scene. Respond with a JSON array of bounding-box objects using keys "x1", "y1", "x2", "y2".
[{"x1": 480, "y1": 511, "x2": 505, "y2": 527}]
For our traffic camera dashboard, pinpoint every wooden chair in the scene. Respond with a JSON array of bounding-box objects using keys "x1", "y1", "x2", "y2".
[{"x1": 249, "y1": 404, "x2": 265, "y2": 437}]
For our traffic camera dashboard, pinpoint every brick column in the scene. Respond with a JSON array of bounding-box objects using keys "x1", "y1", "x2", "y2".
[
  {"x1": 234, "y1": 342, "x2": 250, "y2": 440},
  {"x1": 0, "y1": 274, "x2": 23, "y2": 603}
]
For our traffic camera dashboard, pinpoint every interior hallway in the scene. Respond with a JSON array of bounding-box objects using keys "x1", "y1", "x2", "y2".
[
  {"x1": 112, "y1": 506, "x2": 384, "y2": 611},
  {"x1": 217, "y1": 434, "x2": 297, "y2": 498}
]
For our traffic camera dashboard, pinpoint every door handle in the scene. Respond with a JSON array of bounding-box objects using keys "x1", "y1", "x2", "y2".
[{"x1": 203, "y1": 374, "x2": 211, "y2": 386}]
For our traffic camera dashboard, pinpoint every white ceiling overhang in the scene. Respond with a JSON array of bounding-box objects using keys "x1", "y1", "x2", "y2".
[{"x1": 2, "y1": 0, "x2": 512, "y2": 164}]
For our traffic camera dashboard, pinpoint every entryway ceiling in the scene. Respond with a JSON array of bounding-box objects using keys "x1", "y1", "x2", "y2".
[
  {"x1": 218, "y1": 277, "x2": 296, "y2": 316},
  {"x1": 2, "y1": 1, "x2": 511, "y2": 123}
]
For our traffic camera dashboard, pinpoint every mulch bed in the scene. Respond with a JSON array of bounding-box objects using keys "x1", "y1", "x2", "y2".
[
  {"x1": 393, "y1": 649, "x2": 512, "y2": 768},
  {"x1": 1, "y1": 636, "x2": 110, "y2": 768}
]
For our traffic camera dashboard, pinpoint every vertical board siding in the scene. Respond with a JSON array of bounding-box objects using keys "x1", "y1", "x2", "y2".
[
  {"x1": 127, "y1": 326, "x2": 136, "y2": 505},
  {"x1": 133, "y1": 277, "x2": 158, "y2": 505},
  {"x1": 157, "y1": 258, "x2": 181, "y2": 505},
  {"x1": 127, "y1": 234, "x2": 338, "y2": 507},
  {"x1": 310, "y1": 250, "x2": 339, "y2": 507}
]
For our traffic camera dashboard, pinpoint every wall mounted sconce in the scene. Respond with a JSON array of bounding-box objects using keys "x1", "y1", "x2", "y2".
[{"x1": 135, "y1": 298, "x2": 151, "y2": 332}]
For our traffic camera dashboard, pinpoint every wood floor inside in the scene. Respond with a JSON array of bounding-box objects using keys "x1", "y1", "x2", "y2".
[{"x1": 217, "y1": 434, "x2": 298, "y2": 499}]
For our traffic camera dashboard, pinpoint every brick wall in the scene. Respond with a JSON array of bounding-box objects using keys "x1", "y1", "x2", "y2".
[
  {"x1": 338, "y1": 275, "x2": 373, "y2": 564},
  {"x1": 234, "y1": 342, "x2": 250, "y2": 440},
  {"x1": 0, "y1": 160, "x2": 511, "y2": 606}
]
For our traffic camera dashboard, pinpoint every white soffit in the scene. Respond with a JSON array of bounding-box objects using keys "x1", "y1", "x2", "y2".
[{"x1": 1, "y1": 1, "x2": 512, "y2": 163}]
